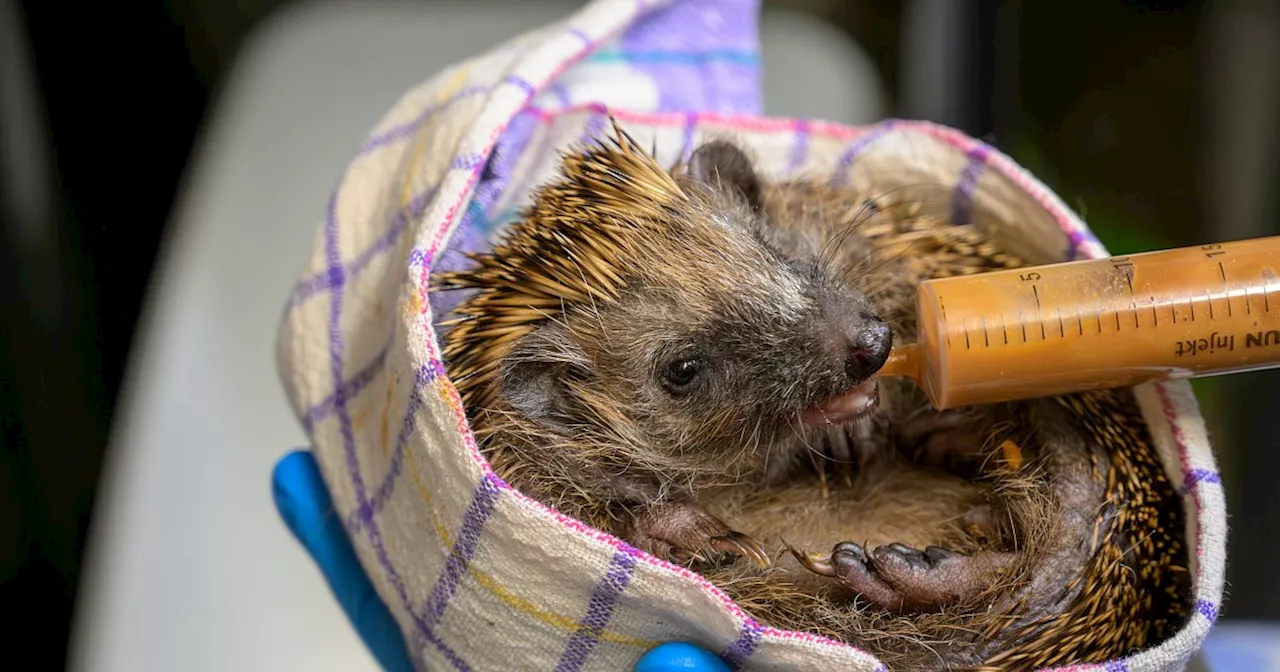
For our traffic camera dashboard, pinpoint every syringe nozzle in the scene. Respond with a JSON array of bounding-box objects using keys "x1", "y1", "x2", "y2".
[{"x1": 874, "y1": 343, "x2": 922, "y2": 383}]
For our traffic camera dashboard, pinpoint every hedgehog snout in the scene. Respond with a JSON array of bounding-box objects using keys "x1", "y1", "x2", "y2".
[{"x1": 843, "y1": 313, "x2": 892, "y2": 381}]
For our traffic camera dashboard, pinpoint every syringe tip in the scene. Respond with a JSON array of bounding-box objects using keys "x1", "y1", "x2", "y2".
[{"x1": 875, "y1": 343, "x2": 922, "y2": 382}]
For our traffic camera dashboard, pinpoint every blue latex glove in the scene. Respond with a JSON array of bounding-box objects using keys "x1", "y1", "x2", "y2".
[
  {"x1": 272, "y1": 449, "x2": 730, "y2": 672},
  {"x1": 272, "y1": 449, "x2": 414, "y2": 672}
]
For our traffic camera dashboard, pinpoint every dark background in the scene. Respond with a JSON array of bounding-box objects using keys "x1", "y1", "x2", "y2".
[{"x1": 2, "y1": 0, "x2": 1278, "y2": 668}]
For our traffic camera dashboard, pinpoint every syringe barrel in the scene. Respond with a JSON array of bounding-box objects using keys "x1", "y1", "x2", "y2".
[{"x1": 915, "y1": 236, "x2": 1280, "y2": 409}]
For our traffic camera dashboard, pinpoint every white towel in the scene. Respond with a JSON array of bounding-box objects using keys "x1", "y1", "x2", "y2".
[{"x1": 275, "y1": 0, "x2": 1225, "y2": 669}]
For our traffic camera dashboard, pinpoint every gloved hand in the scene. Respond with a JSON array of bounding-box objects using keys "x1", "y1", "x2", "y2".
[{"x1": 272, "y1": 449, "x2": 730, "y2": 672}]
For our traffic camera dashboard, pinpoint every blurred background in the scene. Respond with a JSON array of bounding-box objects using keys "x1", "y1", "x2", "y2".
[{"x1": 2, "y1": 0, "x2": 1278, "y2": 669}]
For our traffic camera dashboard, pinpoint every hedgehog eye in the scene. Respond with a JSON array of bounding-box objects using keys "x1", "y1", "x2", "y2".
[{"x1": 662, "y1": 356, "x2": 704, "y2": 393}]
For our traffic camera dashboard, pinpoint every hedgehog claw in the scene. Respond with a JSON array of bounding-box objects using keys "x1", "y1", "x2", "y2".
[
  {"x1": 796, "y1": 540, "x2": 1018, "y2": 613},
  {"x1": 711, "y1": 532, "x2": 772, "y2": 569},
  {"x1": 787, "y1": 545, "x2": 836, "y2": 576},
  {"x1": 629, "y1": 501, "x2": 764, "y2": 568},
  {"x1": 824, "y1": 541, "x2": 921, "y2": 611},
  {"x1": 888, "y1": 542, "x2": 915, "y2": 556}
]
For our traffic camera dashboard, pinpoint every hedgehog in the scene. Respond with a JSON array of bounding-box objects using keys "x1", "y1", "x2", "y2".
[{"x1": 431, "y1": 119, "x2": 1191, "y2": 671}]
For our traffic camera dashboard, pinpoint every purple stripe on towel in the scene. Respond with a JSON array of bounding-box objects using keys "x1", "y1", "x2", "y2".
[
  {"x1": 722, "y1": 619, "x2": 764, "y2": 669},
  {"x1": 554, "y1": 549, "x2": 640, "y2": 671},
  {"x1": 829, "y1": 120, "x2": 896, "y2": 187},
  {"x1": 679, "y1": 111, "x2": 698, "y2": 163},
  {"x1": 344, "y1": 361, "x2": 447, "y2": 535},
  {"x1": 787, "y1": 119, "x2": 811, "y2": 175},
  {"x1": 304, "y1": 334, "x2": 393, "y2": 430},
  {"x1": 547, "y1": 82, "x2": 572, "y2": 108},
  {"x1": 617, "y1": 0, "x2": 762, "y2": 114},
  {"x1": 358, "y1": 86, "x2": 489, "y2": 157},
  {"x1": 503, "y1": 74, "x2": 537, "y2": 99},
  {"x1": 1197, "y1": 599, "x2": 1220, "y2": 622},
  {"x1": 1182, "y1": 468, "x2": 1222, "y2": 494},
  {"x1": 419, "y1": 474, "x2": 503, "y2": 626},
  {"x1": 290, "y1": 186, "x2": 437, "y2": 309},
  {"x1": 326, "y1": 183, "x2": 470, "y2": 668},
  {"x1": 951, "y1": 145, "x2": 990, "y2": 226}
]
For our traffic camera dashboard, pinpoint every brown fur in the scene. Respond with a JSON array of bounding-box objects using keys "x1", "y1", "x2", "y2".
[
  {"x1": 431, "y1": 122, "x2": 1191, "y2": 670},
  {"x1": 436, "y1": 123, "x2": 894, "y2": 544}
]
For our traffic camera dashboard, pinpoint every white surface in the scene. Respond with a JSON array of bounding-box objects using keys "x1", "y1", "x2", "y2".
[{"x1": 66, "y1": 2, "x2": 883, "y2": 670}]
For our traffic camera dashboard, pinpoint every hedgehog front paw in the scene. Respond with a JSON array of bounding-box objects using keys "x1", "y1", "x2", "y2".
[
  {"x1": 628, "y1": 501, "x2": 770, "y2": 569},
  {"x1": 791, "y1": 541, "x2": 1014, "y2": 613}
]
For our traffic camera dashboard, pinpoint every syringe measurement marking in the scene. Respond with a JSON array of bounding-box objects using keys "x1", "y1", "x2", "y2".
[
  {"x1": 935, "y1": 285, "x2": 1274, "y2": 353},
  {"x1": 1118, "y1": 260, "x2": 1139, "y2": 329},
  {"x1": 1219, "y1": 262, "x2": 1233, "y2": 317},
  {"x1": 939, "y1": 254, "x2": 1280, "y2": 356},
  {"x1": 1263, "y1": 271, "x2": 1273, "y2": 312},
  {"x1": 1121, "y1": 267, "x2": 1141, "y2": 326},
  {"x1": 1031, "y1": 285, "x2": 1047, "y2": 339},
  {"x1": 940, "y1": 300, "x2": 951, "y2": 348}
]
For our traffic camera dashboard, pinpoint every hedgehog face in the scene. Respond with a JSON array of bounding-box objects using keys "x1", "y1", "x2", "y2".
[{"x1": 496, "y1": 139, "x2": 893, "y2": 471}]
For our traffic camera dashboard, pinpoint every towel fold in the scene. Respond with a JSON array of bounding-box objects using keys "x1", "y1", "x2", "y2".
[{"x1": 275, "y1": 1, "x2": 1224, "y2": 668}]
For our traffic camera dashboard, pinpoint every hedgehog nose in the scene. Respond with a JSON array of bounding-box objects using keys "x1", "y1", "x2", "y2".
[{"x1": 845, "y1": 315, "x2": 892, "y2": 380}]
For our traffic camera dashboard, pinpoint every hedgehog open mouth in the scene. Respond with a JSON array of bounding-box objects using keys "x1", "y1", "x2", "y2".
[{"x1": 799, "y1": 380, "x2": 879, "y2": 427}]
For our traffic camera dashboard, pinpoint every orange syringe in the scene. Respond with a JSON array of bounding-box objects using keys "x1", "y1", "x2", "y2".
[{"x1": 877, "y1": 235, "x2": 1280, "y2": 410}]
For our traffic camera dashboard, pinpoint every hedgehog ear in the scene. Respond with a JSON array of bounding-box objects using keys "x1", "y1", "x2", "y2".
[
  {"x1": 498, "y1": 322, "x2": 591, "y2": 434},
  {"x1": 687, "y1": 140, "x2": 763, "y2": 212}
]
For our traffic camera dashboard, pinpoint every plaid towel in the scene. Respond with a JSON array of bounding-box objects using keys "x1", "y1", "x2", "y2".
[{"x1": 275, "y1": 0, "x2": 1226, "y2": 669}]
